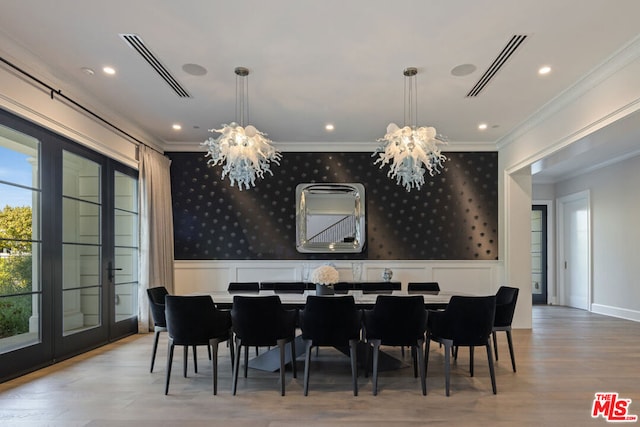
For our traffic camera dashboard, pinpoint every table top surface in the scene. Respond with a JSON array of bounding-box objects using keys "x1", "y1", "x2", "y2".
[{"x1": 200, "y1": 290, "x2": 462, "y2": 306}]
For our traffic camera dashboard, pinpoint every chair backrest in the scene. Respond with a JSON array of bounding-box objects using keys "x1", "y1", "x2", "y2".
[
  {"x1": 300, "y1": 295, "x2": 361, "y2": 346},
  {"x1": 165, "y1": 295, "x2": 230, "y2": 346},
  {"x1": 228, "y1": 282, "x2": 260, "y2": 293},
  {"x1": 439, "y1": 295, "x2": 496, "y2": 346},
  {"x1": 146, "y1": 286, "x2": 169, "y2": 327},
  {"x1": 494, "y1": 286, "x2": 519, "y2": 327},
  {"x1": 260, "y1": 281, "x2": 309, "y2": 293},
  {"x1": 333, "y1": 282, "x2": 354, "y2": 294},
  {"x1": 231, "y1": 295, "x2": 293, "y2": 346},
  {"x1": 407, "y1": 282, "x2": 440, "y2": 294},
  {"x1": 364, "y1": 295, "x2": 427, "y2": 345},
  {"x1": 359, "y1": 282, "x2": 400, "y2": 294}
]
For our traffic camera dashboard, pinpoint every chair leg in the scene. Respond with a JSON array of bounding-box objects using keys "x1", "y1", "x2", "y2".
[
  {"x1": 486, "y1": 342, "x2": 497, "y2": 394},
  {"x1": 150, "y1": 330, "x2": 161, "y2": 373},
  {"x1": 207, "y1": 344, "x2": 212, "y2": 360},
  {"x1": 371, "y1": 340, "x2": 380, "y2": 395},
  {"x1": 229, "y1": 332, "x2": 235, "y2": 371},
  {"x1": 243, "y1": 341, "x2": 249, "y2": 378},
  {"x1": 164, "y1": 340, "x2": 175, "y2": 395},
  {"x1": 232, "y1": 338, "x2": 242, "y2": 395},
  {"x1": 411, "y1": 346, "x2": 418, "y2": 378},
  {"x1": 492, "y1": 330, "x2": 499, "y2": 361},
  {"x1": 506, "y1": 329, "x2": 516, "y2": 372},
  {"x1": 416, "y1": 339, "x2": 426, "y2": 396},
  {"x1": 289, "y1": 340, "x2": 297, "y2": 379},
  {"x1": 349, "y1": 339, "x2": 358, "y2": 396},
  {"x1": 424, "y1": 337, "x2": 432, "y2": 395},
  {"x1": 278, "y1": 338, "x2": 286, "y2": 396},
  {"x1": 303, "y1": 339, "x2": 313, "y2": 396},
  {"x1": 211, "y1": 340, "x2": 219, "y2": 395},
  {"x1": 443, "y1": 339, "x2": 452, "y2": 396},
  {"x1": 190, "y1": 345, "x2": 198, "y2": 377},
  {"x1": 470, "y1": 346, "x2": 474, "y2": 377},
  {"x1": 183, "y1": 346, "x2": 189, "y2": 377}
]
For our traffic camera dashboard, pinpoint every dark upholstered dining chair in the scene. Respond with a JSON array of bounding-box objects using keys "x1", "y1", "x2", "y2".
[
  {"x1": 407, "y1": 282, "x2": 441, "y2": 294},
  {"x1": 146, "y1": 286, "x2": 169, "y2": 373},
  {"x1": 147, "y1": 286, "x2": 210, "y2": 374},
  {"x1": 492, "y1": 286, "x2": 519, "y2": 372},
  {"x1": 260, "y1": 281, "x2": 309, "y2": 293},
  {"x1": 358, "y1": 281, "x2": 400, "y2": 294},
  {"x1": 425, "y1": 295, "x2": 497, "y2": 396},
  {"x1": 227, "y1": 282, "x2": 260, "y2": 293},
  {"x1": 363, "y1": 295, "x2": 428, "y2": 395},
  {"x1": 299, "y1": 295, "x2": 361, "y2": 396},
  {"x1": 164, "y1": 295, "x2": 233, "y2": 395},
  {"x1": 333, "y1": 282, "x2": 355, "y2": 294},
  {"x1": 230, "y1": 295, "x2": 298, "y2": 395}
]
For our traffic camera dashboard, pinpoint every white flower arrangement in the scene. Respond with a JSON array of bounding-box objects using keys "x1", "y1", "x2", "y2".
[{"x1": 310, "y1": 265, "x2": 339, "y2": 285}]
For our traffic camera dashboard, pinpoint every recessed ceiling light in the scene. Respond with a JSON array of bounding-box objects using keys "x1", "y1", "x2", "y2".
[
  {"x1": 172, "y1": 124, "x2": 182, "y2": 130},
  {"x1": 478, "y1": 123, "x2": 488, "y2": 130},
  {"x1": 538, "y1": 65, "x2": 551, "y2": 75},
  {"x1": 325, "y1": 123, "x2": 335, "y2": 131},
  {"x1": 103, "y1": 66, "x2": 116, "y2": 75}
]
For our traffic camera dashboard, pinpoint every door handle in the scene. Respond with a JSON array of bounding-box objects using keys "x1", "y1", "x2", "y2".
[{"x1": 107, "y1": 263, "x2": 123, "y2": 282}]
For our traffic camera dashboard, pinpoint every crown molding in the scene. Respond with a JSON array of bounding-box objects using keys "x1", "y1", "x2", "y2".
[
  {"x1": 163, "y1": 140, "x2": 497, "y2": 153},
  {"x1": 496, "y1": 34, "x2": 640, "y2": 150}
]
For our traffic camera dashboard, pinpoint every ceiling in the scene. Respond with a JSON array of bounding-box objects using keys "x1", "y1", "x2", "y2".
[{"x1": 1, "y1": 1, "x2": 640, "y2": 182}]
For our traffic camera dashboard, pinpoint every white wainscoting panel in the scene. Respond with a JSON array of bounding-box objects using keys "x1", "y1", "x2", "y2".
[{"x1": 174, "y1": 260, "x2": 503, "y2": 295}]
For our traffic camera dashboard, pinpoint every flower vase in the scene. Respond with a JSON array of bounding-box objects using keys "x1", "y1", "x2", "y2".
[{"x1": 315, "y1": 283, "x2": 335, "y2": 296}]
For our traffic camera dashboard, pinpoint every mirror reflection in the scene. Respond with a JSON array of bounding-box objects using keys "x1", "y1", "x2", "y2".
[{"x1": 296, "y1": 183, "x2": 366, "y2": 253}]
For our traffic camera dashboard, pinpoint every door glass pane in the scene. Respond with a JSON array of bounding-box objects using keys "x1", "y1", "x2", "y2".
[
  {"x1": 531, "y1": 210, "x2": 543, "y2": 296},
  {"x1": 62, "y1": 151, "x2": 101, "y2": 335},
  {"x1": 0, "y1": 125, "x2": 40, "y2": 354},
  {"x1": 113, "y1": 172, "x2": 138, "y2": 323}
]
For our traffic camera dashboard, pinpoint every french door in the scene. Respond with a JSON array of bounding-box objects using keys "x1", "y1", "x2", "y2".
[{"x1": 0, "y1": 109, "x2": 138, "y2": 381}]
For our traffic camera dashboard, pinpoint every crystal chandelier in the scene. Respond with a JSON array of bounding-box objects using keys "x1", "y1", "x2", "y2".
[
  {"x1": 373, "y1": 67, "x2": 447, "y2": 191},
  {"x1": 202, "y1": 67, "x2": 281, "y2": 190}
]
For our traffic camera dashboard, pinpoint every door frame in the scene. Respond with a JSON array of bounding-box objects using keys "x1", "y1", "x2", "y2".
[{"x1": 556, "y1": 190, "x2": 591, "y2": 310}]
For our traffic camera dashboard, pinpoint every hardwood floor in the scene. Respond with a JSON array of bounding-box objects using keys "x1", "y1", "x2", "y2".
[{"x1": 1, "y1": 306, "x2": 639, "y2": 426}]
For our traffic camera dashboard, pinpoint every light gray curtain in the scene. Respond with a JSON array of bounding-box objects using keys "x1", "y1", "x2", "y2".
[{"x1": 138, "y1": 145, "x2": 174, "y2": 332}]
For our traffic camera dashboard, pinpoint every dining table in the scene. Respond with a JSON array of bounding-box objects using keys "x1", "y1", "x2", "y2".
[
  {"x1": 207, "y1": 289, "x2": 455, "y2": 310},
  {"x1": 196, "y1": 289, "x2": 460, "y2": 372}
]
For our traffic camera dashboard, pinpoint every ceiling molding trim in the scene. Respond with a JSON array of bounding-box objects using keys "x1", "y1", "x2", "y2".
[
  {"x1": 504, "y1": 96, "x2": 640, "y2": 177},
  {"x1": 496, "y1": 33, "x2": 640, "y2": 151},
  {"x1": 163, "y1": 140, "x2": 497, "y2": 153}
]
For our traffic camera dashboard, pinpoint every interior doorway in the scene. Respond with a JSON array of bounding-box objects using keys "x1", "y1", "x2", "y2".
[{"x1": 557, "y1": 191, "x2": 591, "y2": 310}]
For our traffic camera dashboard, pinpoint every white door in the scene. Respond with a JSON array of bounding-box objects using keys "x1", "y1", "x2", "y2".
[{"x1": 558, "y1": 191, "x2": 590, "y2": 310}]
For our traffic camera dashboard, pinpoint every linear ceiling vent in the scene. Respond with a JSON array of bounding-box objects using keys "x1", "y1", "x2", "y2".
[
  {"x1": 466, "y1": 34, "x2": 528, "y2": 97},
  {"x1": 119, "y1": 33, "x2": 191, "y2": 98}
]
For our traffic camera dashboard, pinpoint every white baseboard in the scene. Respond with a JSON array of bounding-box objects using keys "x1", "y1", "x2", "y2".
[{"x1": 591, "y1": 303, "x2": 640, "y2": 322}]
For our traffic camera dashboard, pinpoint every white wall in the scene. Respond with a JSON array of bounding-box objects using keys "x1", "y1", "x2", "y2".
[{"x1": 555, "y1": 155, "x2": 640, "y2": 321}]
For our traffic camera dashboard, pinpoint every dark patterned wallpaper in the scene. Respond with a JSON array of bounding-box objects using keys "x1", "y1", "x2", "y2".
[{"x1": 167, "y1": 151, "x2": 498, "y2": 261}]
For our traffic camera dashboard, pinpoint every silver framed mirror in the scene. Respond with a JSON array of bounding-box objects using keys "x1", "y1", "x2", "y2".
[{"x1": 296, "y1": 183, "x2": 366, "y2": 253}]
